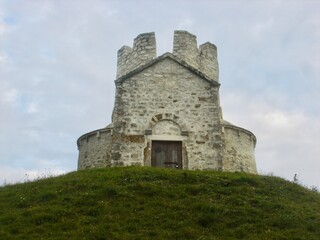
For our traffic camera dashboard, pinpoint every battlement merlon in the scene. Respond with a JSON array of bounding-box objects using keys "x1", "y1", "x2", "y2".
[
  {"x1": 173, "y1": 30, "x2": 219, "y2": 82},
  {"x1": 173, "y1": 30, "x2": 199, "y2": 66},
  {"x1": 199, "y1": 42, "x2": 219, "y2": 81},
  {"x1": 117, "y1": 32, "x2": 157, "y2": 78}
]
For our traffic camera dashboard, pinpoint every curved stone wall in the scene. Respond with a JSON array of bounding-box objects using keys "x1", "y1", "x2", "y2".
[
  {"x1": 77, "y1": 128, "x2": 113, "y2": 169},
  {"x1": 222, "y1": 122, "x2": 257, "y2": 174}
]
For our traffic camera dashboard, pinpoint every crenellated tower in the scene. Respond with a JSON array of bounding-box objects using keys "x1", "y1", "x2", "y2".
[
  {"x1": 77, "y1": 30, "x2": 257, "y2": 174},
  {"x1": 117, "y1": 30, "x2": 219, "y2": 82},
  {"x1": 117, "y1": 32, "x2": 156, "y2": 78},
  {"x1": 172, "y1": 30, "x2": 219, "y2": 81}
]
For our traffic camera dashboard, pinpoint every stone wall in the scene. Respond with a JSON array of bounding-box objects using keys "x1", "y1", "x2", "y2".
[
  {"x1": 77, "y1": 128, "x2": 113, "y2": 169},
  {"x1": 222, "y1": 122, "x2": 257, "y2": 173},
  {"x1": 112, "y1": 57, "x2": 222, "y2": 169},
  {"x1": 117, "y1": 32, "x2": 156, "y2": 78}
]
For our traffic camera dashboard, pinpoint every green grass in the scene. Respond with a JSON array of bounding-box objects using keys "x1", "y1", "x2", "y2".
[{"x1": 0, "y1": 166, "x2": 319, "y2": 239}]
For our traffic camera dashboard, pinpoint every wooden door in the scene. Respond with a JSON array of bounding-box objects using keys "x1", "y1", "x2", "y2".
[{"x1": 151, "y1": 141, "x2": 182, "y2": 169}]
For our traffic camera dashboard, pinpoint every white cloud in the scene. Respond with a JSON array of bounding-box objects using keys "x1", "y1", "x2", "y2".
[
  {"x1": 0, "y1": 22, "x2": 5, "y2": 36},
  {"x1": 251, "y1": 18, "x2": 275, "y2": 42},
  {"x1": 0, "y1": 53, "x2": 8, "y2": 63},
  {"x1": 0, "y1": 165, "x2": 66, "y2": 186},
  {"x1": 222, "y1": 90, "x2": 320, "y2": 188},
  {"x1": 26, "y1": 102, "x2": 38, "y2": 114},
  {"x1": 2, "y1": 88, "x2": 18, "y2": 103},
  {"x1": 177, "y1": 18, "x2": 194, "y2": 29}
]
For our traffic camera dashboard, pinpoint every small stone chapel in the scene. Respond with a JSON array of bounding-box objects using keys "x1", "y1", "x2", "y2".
[{"x1": 77, "y1": 30, "x2": 257, "y2": 174}]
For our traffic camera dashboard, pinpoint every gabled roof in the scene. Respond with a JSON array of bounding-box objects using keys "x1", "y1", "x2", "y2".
[{"x1": 115, "y1": 52, "x2": 220, "y2": 87}]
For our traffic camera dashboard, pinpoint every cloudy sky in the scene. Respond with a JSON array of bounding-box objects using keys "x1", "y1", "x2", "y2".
[{"x1": 1, "y1": 0, "x2": 319, "y2": 188}]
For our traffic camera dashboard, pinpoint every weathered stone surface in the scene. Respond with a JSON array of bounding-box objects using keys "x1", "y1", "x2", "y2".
[
  {"x1": 117, "y1": 32, "x2": 156, "y2": 78},
  {"x1": 77, "y1": 30, "x2": 257, "y2": 174},
  {"x1": 221, "y1": 122, "x2": 257, "y2": 173}
]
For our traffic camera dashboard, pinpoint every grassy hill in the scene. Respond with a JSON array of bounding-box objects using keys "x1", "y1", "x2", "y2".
[{"x1": 0, "y1": 167, "x2": 319, "y2": 240}]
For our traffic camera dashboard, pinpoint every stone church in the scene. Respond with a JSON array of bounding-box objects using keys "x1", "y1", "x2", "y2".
[{"x1": 77, "y1": 30, "x2": 257, "y2": 174}]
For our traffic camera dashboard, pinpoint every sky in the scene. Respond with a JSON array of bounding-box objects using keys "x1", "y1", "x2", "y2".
[{"x1": 0, "y1": 0, "x2": 319, "y2": 188}]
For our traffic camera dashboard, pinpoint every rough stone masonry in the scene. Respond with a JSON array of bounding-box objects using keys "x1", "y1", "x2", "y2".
[{"x1": 77, "y1": 30, "x2": 257, "y2": 173}]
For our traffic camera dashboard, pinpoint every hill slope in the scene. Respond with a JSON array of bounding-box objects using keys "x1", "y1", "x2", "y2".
[{"x1": 0, "y1": 167, "x2": 319, "y2": 239}]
